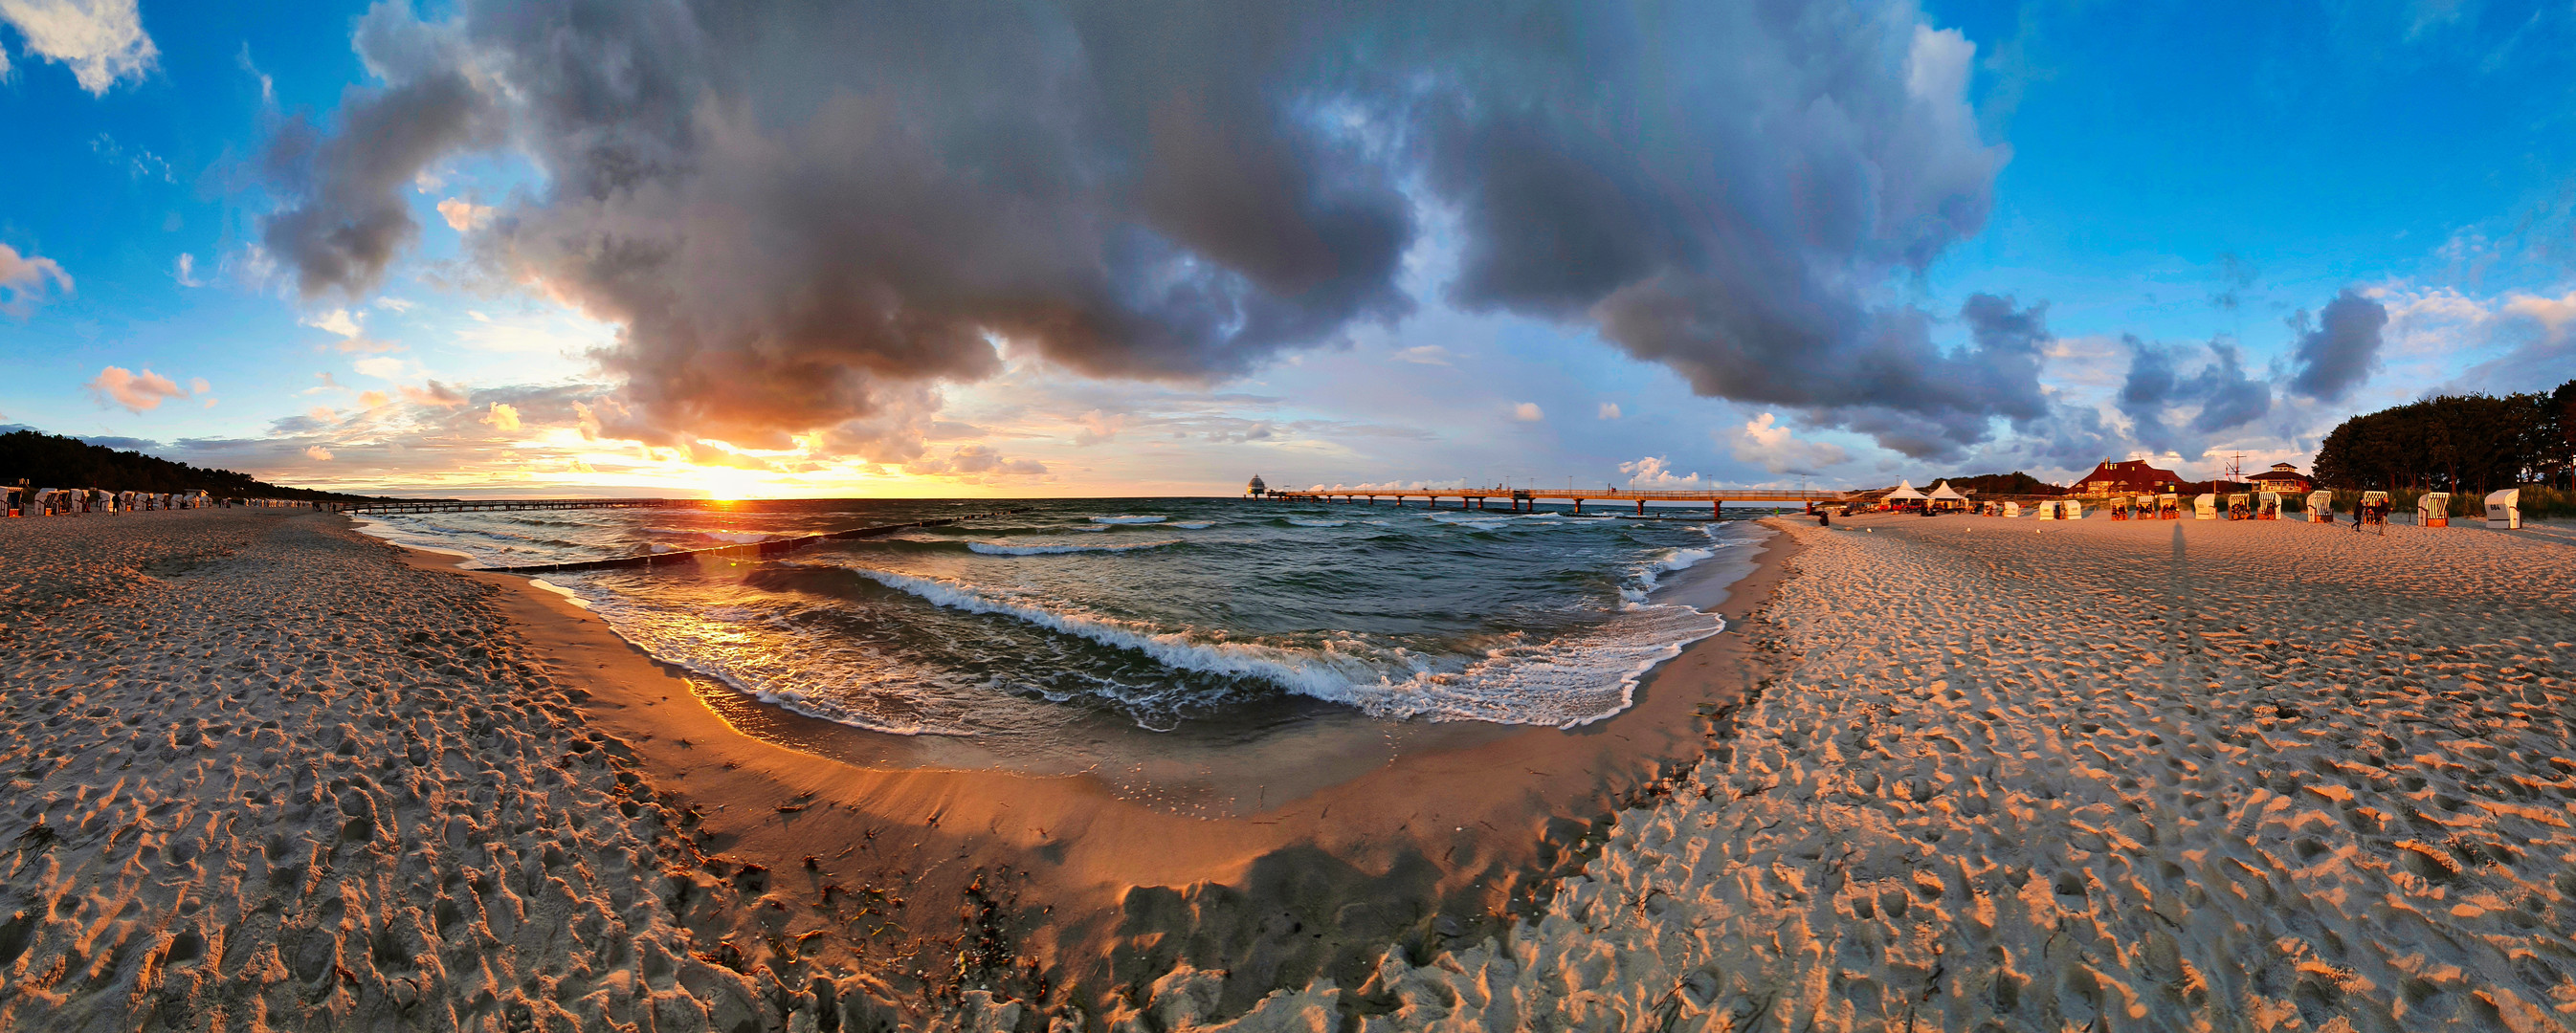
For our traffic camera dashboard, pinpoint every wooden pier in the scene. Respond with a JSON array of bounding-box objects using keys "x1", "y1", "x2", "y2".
[
  {"x1": 1262, "y1": 487, "x2": 1853, "y2": 517},
  {"x1": 322, "y1": 497, "x2": 687, "y2": 516}
]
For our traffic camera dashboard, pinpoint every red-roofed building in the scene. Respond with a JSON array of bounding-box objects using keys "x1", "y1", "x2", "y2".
[{"x1": 2074, "y1": 459, "x2": 2187, "y2": 496}]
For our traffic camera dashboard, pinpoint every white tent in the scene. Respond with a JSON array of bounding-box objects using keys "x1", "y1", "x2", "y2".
[
  {"x1": 2486, "y1": 488, "x2": 2520, "y2": 529},
  {"x1": 1884, "y1": 480, "x2": 1927, "y2": 502},
  {"x1": 2308, "y1": 490, "x2": 2333, "y2": 522},
  {"x1": 1927, "y1": 481, "x2": 1965, "y2": 500}
]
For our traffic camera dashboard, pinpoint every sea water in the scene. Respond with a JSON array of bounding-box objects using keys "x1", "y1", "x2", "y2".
[{"x1": 354, "y1": 498, "x2": 1772, "y2": 742}]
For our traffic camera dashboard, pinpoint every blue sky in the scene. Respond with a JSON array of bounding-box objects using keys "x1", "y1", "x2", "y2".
[{"x1": 2, "y1": 0, "x2": 2571, "y2": 497}]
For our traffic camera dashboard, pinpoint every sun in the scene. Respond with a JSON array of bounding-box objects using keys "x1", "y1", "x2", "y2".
[{"x1": 697, "y1": 467, "x2": 764, "y2": 501}]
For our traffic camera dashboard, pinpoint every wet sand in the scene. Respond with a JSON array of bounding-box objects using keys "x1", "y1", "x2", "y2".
[{"x1": 422, "y1": 516, "x2": 1805, "y2": 1022}]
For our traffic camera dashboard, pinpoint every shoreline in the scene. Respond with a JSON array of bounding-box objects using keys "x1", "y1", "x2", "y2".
[{"x1": 400, "y1": 513, "x2": 1810, "y2": 1016}]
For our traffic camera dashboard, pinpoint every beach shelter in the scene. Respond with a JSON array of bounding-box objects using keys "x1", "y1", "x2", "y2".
[
  {"x1": 2159, "y1": 493, "x2": 2180, "y2": 519},
  {"x1": 1926, "y1": 481, "x2": 1967, "y2": 512},
  {"x1": 2308, "y1": 490, "x2": 2334, "y2": 522},
  {"x1": 2417, "y1": 492, "x2": 2451, "y2": 528},
  {"x1": 2061, "y1": 499, "x2": 2083, "y2": 519},
  {"x1": 2003, "y1": 501, "x2": 2022, "y2": 517},
  {"x1": 2036, "y1": 500, "x2": 2059, "y2": 519},
  {"x1": 2194, "y1": 494, "x2": 2217, "y2": 519},
  {"x1": 2486, "y1": 489, "x2": 2520, "y2": 529},
  {"x1": 2257, "y1": 492, "x2": 2282, "y2": 519},
  {"x1": 2361, "y1": 491, "x2": 2389, "y2": 525},
  {"x1": 2225, "y1": 493, "x2": 2250, "y2": 519}
]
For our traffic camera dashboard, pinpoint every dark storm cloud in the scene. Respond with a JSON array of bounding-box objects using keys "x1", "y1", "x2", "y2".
[
  {"x1": 2285, "y1": 289, "x2": 2389, "y2": 402},
  {"x1": 260, "y1": 54, "x2": 496, "y2": 298},
  {"x1": 2118, "y1": 336, "x2": 2273, "y2": 451},
  {"x1": 264, "y1": 0, "x2": 2010, "y2": 458}
]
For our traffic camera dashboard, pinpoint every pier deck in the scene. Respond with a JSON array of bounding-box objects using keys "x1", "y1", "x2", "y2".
[
  {"x1": 322, "y1": 498, "x2": 686, "y2": 516},
  {"x1": 1263, "y1": 487, "x2": 1850, "y2": 516}
]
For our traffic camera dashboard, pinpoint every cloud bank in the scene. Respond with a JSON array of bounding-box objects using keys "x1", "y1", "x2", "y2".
[{"x1": 263, "y1": 0, "x2": 2013, "y2": 464}]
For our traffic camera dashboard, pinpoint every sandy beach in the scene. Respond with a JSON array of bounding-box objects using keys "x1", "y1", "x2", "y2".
[
  {"x1": 0, "y1": 509, "x2": 1798, "y2": 1030},
  {"x1": 7, "y1": 507, "x2": 2572, "y2": 1030},
  {"x1": 1317, "y1": 513, "x2": 2576, "y2": 1032}
]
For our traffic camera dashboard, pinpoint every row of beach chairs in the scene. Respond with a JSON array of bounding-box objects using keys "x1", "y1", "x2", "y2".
[
  {"x1": 3, "y1": 486, "x2": 315, "y2": 517},
  {"x1": 1970, "y1": 489, "x2": 2523, "y2": 529}
]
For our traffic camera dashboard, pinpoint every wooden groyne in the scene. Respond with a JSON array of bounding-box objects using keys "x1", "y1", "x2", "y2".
[{"x1": 481, "y1": 508, "x2": 1032, "y2": 575}]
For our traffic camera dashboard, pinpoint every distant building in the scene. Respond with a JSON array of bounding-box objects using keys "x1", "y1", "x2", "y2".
[
  {"x1": 2247, "y1": 462, "x2": 2314, "y2": 494},
  {"x1": 2074, "y1": 459, "x2": 2187, "y2": 496},
  {"x1": 1246, "y1": 474, "x2": 1268, "y2": 497}
]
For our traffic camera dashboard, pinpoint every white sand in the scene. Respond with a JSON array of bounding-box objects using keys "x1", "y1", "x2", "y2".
[
  {"x1": 1189, "y1": 515, "x2": 2576, "y2": 1032},
  {"x1": 0, "y1": 512, "x2": 909, "y2": 1032}
]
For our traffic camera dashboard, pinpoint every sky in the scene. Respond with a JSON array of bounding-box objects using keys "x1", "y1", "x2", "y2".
[{"x1": 2, "y1": 0, "x2": 2573, "y2": 499}]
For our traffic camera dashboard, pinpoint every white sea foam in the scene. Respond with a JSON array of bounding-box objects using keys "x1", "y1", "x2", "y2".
[
  {"x1": 526, "y1": 579, "x2": 592, "y2": 609},
  {"x1": 1285, "y1": 516, "x2": 1347, "y2": 527},
  {"x1": 1088, "y1": 515, "x2": 1168, "y2": 524},
  {"x1": 828, "y1": 562, "x2": 1721, "y2": 728},
  {"x1": 698, "y1": 531, "x2": 773, "y2": 543},
  {"x1": 1171, "y1": 521, "x2": 1214, "y2": 529},
  {"x1": 966, "y1": 538, "x2": 1183, "y2": 556}
]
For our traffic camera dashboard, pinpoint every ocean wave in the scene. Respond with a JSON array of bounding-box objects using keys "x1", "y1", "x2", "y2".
[
  {"x1": 1621, "y1": 545, "x2": 1717, "y2": 603},
  {"x1": 966, "y1": 538, "x2": 1184, "y2": 556},
  {"x1": 1285, "y1": 516, "x2": 1348, "y2": 527},
  {"x1": 1088, "y1": 515, "x2": 1168, "y2": 524},
  {"x1": 1171, "y1": 521, "x2": 1213, "y2": 529},
  {"x1": 830, "y1": 563, "x2": 1720, "y2": 728}
]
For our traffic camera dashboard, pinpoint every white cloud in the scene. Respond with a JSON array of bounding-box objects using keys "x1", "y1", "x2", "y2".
[
  {"x1": 1729, "y1": 412, "x2": 1851, "y2": 474},
  {"x1": 435, "y1": 197, "x2": 495, "y2": 232},
  {"x1": 1618, "y1": 456, "x2": 1705, "y2": 488},
  {"x1": 0, "y1": 0, "x2": 160, "y2": 95},
  {"x1": 357, "y1": 390, "x2": 390, "y2": 408},
  {"x1": 304, "y1": 445, "x2": 334, "y2": 461},
  {"x1": 85, "y1": 365, "x2": 184, "y2": 412},
  {"x1": 235, "y1": 41, "x2": 271, "y2": 103},
  {"x1": 0, "y1": 243, "x2": 74, "y2": 317},
  {"x1": 302, "y1": 308, "x2": 364, "y2": 338},
  {"x1": 482, "y1": 402, "x2": 522, "y2": 431},
  {"x1": 188, "y1": 377, "x2": 209, "y2": 395},
  {"x1": 352, "y1": 356, "x2": 406, "y2": 379},
  {"x1": 1392, "y1": 345, "x2": 1455, "y2": 366},
  {"x1": 1510, "y1": 402, "x2": 1543, "y2": 422},
  {"x1": 172, "y1": 252, "x2": 202, "y2": 287},
  {"x1": 1597, "y1": 402, "x2": 1622, "y2": 420},
  {"x1": 373, "y1": 297, "x2": 414, "y2": 312}
]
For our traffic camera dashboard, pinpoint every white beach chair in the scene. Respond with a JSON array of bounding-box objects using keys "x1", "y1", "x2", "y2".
[
  {"x1": 2486, "y1": 489, "x2": 2520, "y2": 529},
  {"x1": 2417, "y1": 493, "x2": 2451, "y2": 527},
  {"x1": 2308, "y1": 490, "x2": 2333, "y2": 522},
  {"x1": 2194, "y1": 494, "x2": 2216, "y2": 520}
]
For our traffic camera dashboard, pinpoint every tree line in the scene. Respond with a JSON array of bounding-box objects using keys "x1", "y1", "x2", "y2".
[
  {"x1": 1, "y1": 429, "x2": 364, "y2": 500},
  {"x1": 2312, "y1": 380, "x2": 2576, "y2": 496}
]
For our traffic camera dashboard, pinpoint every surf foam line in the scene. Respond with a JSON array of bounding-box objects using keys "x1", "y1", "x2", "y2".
[
  {"x1": 966, "y1": 538, "x2": 1184, "y2": 556},
  {"x1": 821, "y1": 562, "x2": 1722, "y2": 728}
]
